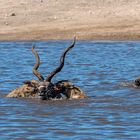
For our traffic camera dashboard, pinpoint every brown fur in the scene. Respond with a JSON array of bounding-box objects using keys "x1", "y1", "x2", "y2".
[
  {"x1": 120, "y1": 77, "x2": 140, "y2": 88},
  {"x1": 65, "y1": 86, "x2": 87, "y2": 99},
  {"x1": 6, "y1": 80, "x2": 87, "y2": 99},
  {"x1": 55, "y1": 80, "x2": 87, "y2": 99},
  {"x1": 6, "y1": 80, "x2": 39, "y2": 98}
]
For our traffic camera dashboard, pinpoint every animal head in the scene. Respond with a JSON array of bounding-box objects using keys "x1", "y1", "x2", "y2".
[
  {"x1": 30, "y1": 38, "x2": 76, "y2": 99},
  {"x1": 134, "y1": 77, "x2": 140, "y2": 87},
  {"x1": 7, "y1": 38, "x2": 76, "y2": 99}
]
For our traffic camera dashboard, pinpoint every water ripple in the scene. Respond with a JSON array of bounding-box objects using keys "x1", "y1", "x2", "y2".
[{"x1": 0, "y1": 41, "x2": 140, "y2": 139}]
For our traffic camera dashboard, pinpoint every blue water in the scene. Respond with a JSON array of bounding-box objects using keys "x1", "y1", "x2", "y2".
[{"x1": 0, "y1": 41, "x2": 140, "y2": 139}]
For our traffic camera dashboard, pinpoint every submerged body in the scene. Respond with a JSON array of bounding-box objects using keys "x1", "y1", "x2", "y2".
[
  {"x1": 6, "y1": 80, "x2": 62, "y2": 100},
  {"x1": 120, "y1": 77, "x2": 140, "y2": 88},
  {"x1": 6, "y1": 80, "x2": 39, "y2": 98},
  {"x1": 6, "y1": 80, "x2": 87, "y2": 100}
]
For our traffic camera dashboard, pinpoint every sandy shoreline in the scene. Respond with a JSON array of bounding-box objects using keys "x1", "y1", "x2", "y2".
[{"x1": 0, "y1": 0, "x2": 140, "y2": 41}]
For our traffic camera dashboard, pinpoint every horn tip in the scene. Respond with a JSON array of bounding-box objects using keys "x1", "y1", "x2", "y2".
[
  {"x1": 73, "y1": 36, "x2": 76, "y2": 42},
  {"x1": 32, "y1": 45, "x2": 36, "y2": 50}
]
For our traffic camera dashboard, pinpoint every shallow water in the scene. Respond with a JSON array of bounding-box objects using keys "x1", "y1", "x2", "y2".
[{"x1": 0, "y1": 41, "x2": 140, "y2": 139}]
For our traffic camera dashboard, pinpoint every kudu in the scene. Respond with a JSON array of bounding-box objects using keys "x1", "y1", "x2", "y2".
[
  {"x1": 120, "y1": 77, "x2": 140, "y2": 88},
  {"x1": 6, "y1": 38, "x2": 87, "y2": 100}
]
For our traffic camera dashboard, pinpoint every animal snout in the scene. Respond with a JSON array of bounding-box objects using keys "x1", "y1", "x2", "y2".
[{"x1": 39, "y1": 86, "x2": 46, "y2": 92}]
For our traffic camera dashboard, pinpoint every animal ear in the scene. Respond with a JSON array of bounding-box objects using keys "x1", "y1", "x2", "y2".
[
  {"x1": 30, "y1": 80, "x2": 38, "y2": 85},
  {"x1": 23, "y1": 80, "x2": 33, "y2": 86},
  {"x1": 73, "y1": 86, "x2": 83, "y2": 92}
]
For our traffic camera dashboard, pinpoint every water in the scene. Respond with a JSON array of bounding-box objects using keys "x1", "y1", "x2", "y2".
[{"x1": 0, "y1": 41, "x2": 140, "y2": 139}]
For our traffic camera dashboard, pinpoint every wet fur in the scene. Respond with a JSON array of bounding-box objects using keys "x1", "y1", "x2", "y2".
[
  {"x1": 6, "y1": 80, "x2": 87, "y2": 100},
  {"x1": 6, "y1": 80, "x2": 39, "y2": 98},
  {"x1": 120, "y1": 77, "x2": 140, "y2": 88},
  {"x1": 55, "y1": 80, "x2": 87, "y2": 99}
]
